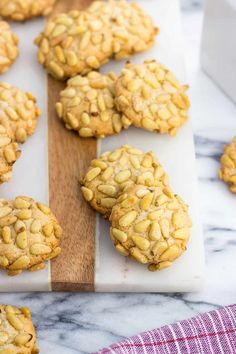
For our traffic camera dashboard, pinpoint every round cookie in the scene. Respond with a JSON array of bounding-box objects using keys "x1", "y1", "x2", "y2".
[
  {"x1": 219, "y1": 137, "x2": 236, "y2": 193},
  {"x1": 0, "y1": 125, "x2": 21, "y2": 184},
  {"x1": 0, "y1": 82, "x2": 41, "y2": 143},
  {"x1": 81, "y1": 145, "x2": 169, "y2": 218},
  {"x1": 0, "y1": 0, "x2": 56, "y2": 21},
  {"x1": 0, "y1": 21, "x2": 19, "y2": 74},
  {"x1": 0, "y1": 196, "x2": 63, "y2": 276},
  {"x1": 110, "y1": 184, "x2": 192, "y2": 271},
  {"x1": 0, "y1": 304, "x2": 39, "y2": 353},
  {"x1": 56, "y1": 71, "x2": 129, "y2": 138},
  {"x1": 34, "y1": 11, "x2": 113, "y2": 80},
  {"x1": 87, "y1": 0, "x2": 158, "y2": 60},
  {"x1": 115, "y1": 60, "x2": 190, "y2": 136}
]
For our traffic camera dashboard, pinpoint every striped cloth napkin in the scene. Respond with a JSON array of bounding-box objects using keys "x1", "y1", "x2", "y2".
[{"x1": 94, "y1": 304, "x2": 236, "y2": 354}]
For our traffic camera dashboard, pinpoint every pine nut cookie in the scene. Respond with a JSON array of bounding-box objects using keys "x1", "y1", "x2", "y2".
[
  {"x1": 219, "y1": 137, "x2": 236, "y2": 193},
  {"x1": 115, "y1": 60, "x2": 190, "y2": 136},
  {"x1": 0, "y1": 82, "x2": 41, "y2": 143},
  {"x1": 34, "y1": 11, "x2": 113, "y2": 81},
  {"x1": 87, "y1": 0, "x2": 158, "y2": 60},
  {"x1": 0, "y1": 0, "x2": 56, "y2": 21},
  {"x1": 0, "y1": 125, "x2": 21, "y2": 184},
  {"x1": 0, "y1": 304, "x2": 39, "y2": 353},
  {"x1": 56, "y1": 71, "x2": 129, "y2": 138},
  {"x1": 110, "y1": 184, "x2": 192, "y2": 271},
  {"x1": 0, "y1": 21, "x2": 19, "y2": 74},
  {"x1": 0, "y1": 196, "x2": 63, "y2": 276},
  {"x1": 81, "y1": 145, "x2": 169, "y2": 218}
]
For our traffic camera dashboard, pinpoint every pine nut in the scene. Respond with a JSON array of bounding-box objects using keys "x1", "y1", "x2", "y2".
[
  {"x1": 119, "y1": 211, "x2": 137, "y2": 227},
  {"x1": 9, "y1": 256, "x2": 30, "y2": 270},
  {"x1": 111, "y1": 228, "x2": 127, "y2": 243},
  {"x1": 81, "y1": 187, "x2": 93, "y2": 202},
  {"x1": 134, "y1": 220, "x2": 151, "y2": 233},
  {"x1": 98, "y1": 185, "x2": 117, "y2": 197},
  {"x1": 6, "y1": 313, "x2": 23, "y2": 330},
  {"x1": 16, "y1": 231, "x2": 27, "y2": 249},
  {"x1": 30, "y1": 244, "x2": 52, "y2": 255},
  {"x1": 86, "y1": 167, "x2": 101, "y2": 182},
  {"x1": 132, "y1": 235, "x2": 150, "y2": 251}
]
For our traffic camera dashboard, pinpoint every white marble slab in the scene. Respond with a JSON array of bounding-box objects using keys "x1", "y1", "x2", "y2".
[{"x1": 95, "y1": 0, "x2": 204, "y2": 292}]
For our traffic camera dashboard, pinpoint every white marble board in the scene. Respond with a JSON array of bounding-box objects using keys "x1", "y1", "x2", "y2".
[{"x1": 0, "y1": 0, "x2": 204, "y2": 292}]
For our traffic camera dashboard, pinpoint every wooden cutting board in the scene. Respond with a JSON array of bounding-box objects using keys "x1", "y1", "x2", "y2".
[{"x1": 48, "y1": 0, "x2": 96, "y2": 291}]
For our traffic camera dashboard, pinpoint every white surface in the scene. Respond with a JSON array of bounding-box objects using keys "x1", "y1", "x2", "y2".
[
  {"x1": 201, "y1": 0, "x2": 236, "y2": 104},
  {"x1": 0, "y1": 20, "x2": 50, "y2": 291},
  {"x1": 95, "y1": 0, "x2": 204, "y2": 292}
]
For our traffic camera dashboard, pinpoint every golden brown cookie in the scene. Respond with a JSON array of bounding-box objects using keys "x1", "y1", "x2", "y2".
[
  {"x1": 0, "y1": 196, "x2": 63, "y2": 276},
  {"x1": 56, "y1": 71, "x2": 129, "y2": 138},
  {"x1": 110, "y1": 184, "x2": 192, "y2": 271},
  {"x1": 219, "y1": 137, "x2": 236, "y2": 193},
  {"x1": 0, "y1": 21, "x2": 19, "y2": 74},
  {"x1": 87, "y1": 0, "x2": 158, "y2": 60},
  {"x1": 0, "y1": 125, "x2": 21, "y2": 185},
  {"x1": 0, "y1": 82, "x2": 41, "y2": 143},
  {"x1": 0, "y1": 0, "x2": 56, "y2": 21},
  {"x1": 34, "y1": 11, "x2": 113, "y2": 80},
  {"x1": 115, "y1": 60, "x2": 190, "y2": 136},
  {"x1": 0, "y1": 304, "x2": 39, "y2": 353},
  {"x1": 81, "y1": 145, "x2": 169, "y2": 218}
]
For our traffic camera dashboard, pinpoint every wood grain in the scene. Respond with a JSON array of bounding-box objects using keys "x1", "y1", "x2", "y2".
[{"x1": 48, "y1": 0, "x2": 96, "y2": 292}]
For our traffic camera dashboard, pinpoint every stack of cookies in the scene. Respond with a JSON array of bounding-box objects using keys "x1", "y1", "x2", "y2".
[
  {"x1": 33, "y1": 1, "x2": 191, "y2": 272},
  {"x1": 55, "y1": 60, "x2": 190, "y2": 138},
  {"x1": 34, "y1": 0, "x2": 159, "y2": 79},
  {"x1": 0, "y1": 82, "x2": 64, "y2": 279},
  {"x1": 0, "y1": 0, "x2": 234, "y2": 348},
  {"x1": 81, "y1": 145, "x2": 192, "y2": 271},
  {"x1": 0, "y1": 1, "x2": 65, "y2": 286},
  {"x1": 0, "y1": 1, "x2": 64, "y2": 350},
  {"x1": 34, "y1": 0, "x2": 190, "y2": 138},
  {"x1": 0, "y1": 0, "x2": 192, "y2": 280},
  {"x1": 0, "y1": 83, "x2": 63, "y2": 278}
]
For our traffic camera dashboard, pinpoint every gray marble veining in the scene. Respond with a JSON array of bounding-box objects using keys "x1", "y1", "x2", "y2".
[{"x1": 1, "y1": 7, "x2": 236, "y2": 354}]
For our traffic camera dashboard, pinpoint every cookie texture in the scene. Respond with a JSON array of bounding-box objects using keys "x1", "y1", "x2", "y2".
[
  {"x1": 0, "y1": 196, "x2": 63, "y2": 276},
  {"x1": 81, "y1": 145, "x2": 168, "y2": 218},
  {"x1": 35, "y1": 11, "x2": 113, "y2": 80},
  {"x1": 56, "y1": 71, "x2": 129, "y2": 138},
  {"x1": 219, "y1": 137, "x2": 236, "y2": 193},
  {"x1": 0, "y1": 304, "x2": 39, "y2": 353},
  {"x1": 87, "y1": 0, "x2": 158, "y2": 60},
  {"x1": 115, "y1": 60, "x2": 190, "y2": 136},
  {"x1": 0, "y1": 0, "x2": 56, "y2": 21},
  {"x1": 0, "y1": 125, "x2": 21, "y2": 184},
  {"x1": 0, "y1": 21, "x2": 19, "y2": 74},
  {"x1": 110, "y1": 184, "x2": 192, "y2": 271},
  {"x1": 0, "y1": 82, "x2": 41, "y2": 143}
]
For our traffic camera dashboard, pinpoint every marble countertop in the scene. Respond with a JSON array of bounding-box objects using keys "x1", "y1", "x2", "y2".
[{"x1": 1, "y1": 5, "x2": 236, "y2": 354}]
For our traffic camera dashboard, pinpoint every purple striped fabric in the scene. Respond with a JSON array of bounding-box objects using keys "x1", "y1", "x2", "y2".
[{"x1": 94, "y1": 305, "x2": 236, "y2": 354}]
